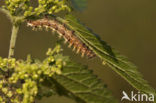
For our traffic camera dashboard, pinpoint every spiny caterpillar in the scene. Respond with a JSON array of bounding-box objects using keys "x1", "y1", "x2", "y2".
[{"x1": 27, "y1": 18, "x2": 96, "y2": 58}]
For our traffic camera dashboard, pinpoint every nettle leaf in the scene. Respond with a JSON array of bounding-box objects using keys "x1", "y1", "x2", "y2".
[
  {"x1": 51, "y1": 61, "x2": 117, "y2": 103},
  {"x1": 56, "y1": 15, "x2": 156, "y2": 98},
  {"x1": 70, "y1": 0, "x2": 87, "y2": 11}
]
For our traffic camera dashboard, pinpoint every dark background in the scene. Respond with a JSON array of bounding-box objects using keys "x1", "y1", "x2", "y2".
[{"x1": 0, "y1": 0, "x2": 156, "y2": 102}]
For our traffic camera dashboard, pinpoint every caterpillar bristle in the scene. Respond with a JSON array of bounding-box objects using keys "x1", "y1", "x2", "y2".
[
  {"x1": 38, "y1": 26, "x2": 42, "y2": 31},
  {"x1": 64, "y1": 39, "x2": 68, "y2": 44},
  {"x1": 32, "y1": 27, "x2": 37, "y2": 31},
  {"x1": 58, "y1": 34, "x2": 62, "y2": 38},
  {"x1": 76, "y1": 48, "x2": 80, "y2": 54},
  {"x1": 38, "y1": 25, "x2": 42, "y2": 28},
  {"x1": 81, "y1": 53, "x2": 85, "y2": 58},
  {"x1": 27, "y1": 24, "x2": 30, "y2": 27},
  {"x1": 68, "y1": 43, "x2": 73, "y2": 48},
  {"x1": 44, "y1": 26, "x2": 49, "y2": 31},
  {"x1": 72, "y1": 46, "x2": 76, "y2": 51},
  {"x1": 27, "y1": 18, "x2": 96, "y2": 58}
]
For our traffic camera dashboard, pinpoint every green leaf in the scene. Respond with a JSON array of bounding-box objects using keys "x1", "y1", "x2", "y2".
[
  {"x1": 56, "y1": 15, "x2": 156, "y2": 99},
  {"x1": 70, "y1": 0, "x2": 87, "y2": 11},
  {"x1": 51, "y1": 61, "x2": 117, "y2": 103}
]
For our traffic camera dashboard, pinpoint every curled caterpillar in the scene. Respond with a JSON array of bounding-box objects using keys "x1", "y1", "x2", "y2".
[{"x1": 27, "y1": 18, "x2": 96, "y2": 58}]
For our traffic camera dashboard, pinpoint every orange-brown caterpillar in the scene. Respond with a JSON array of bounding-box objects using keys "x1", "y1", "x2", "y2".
[{"x1": 27, "y1": 18, "x2": 95, "y2": 58}]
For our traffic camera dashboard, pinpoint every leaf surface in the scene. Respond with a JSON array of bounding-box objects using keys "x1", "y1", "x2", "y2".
[
  {"x1": 51, "y1": 62, "x2": 117, "y2": 103},
  {"x1": 56, "y1": 15, "x2": 156, "y2": 99},
  {"x1": 70, "y1": 0, "x2": 87, "y2": 11}
]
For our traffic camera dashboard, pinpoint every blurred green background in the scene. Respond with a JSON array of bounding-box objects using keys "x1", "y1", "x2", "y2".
[{"x1": 0, "y1": 0, "x2": 156, "y2": 102}]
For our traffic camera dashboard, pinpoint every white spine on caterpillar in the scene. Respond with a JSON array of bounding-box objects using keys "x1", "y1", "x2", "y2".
[{"x1": 27, "y1": 18, "x2": 96, "y2": 58}]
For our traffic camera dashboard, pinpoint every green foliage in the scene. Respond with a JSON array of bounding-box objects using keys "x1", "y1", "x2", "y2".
[
  {"x1": 51, "y1": 61, "x2": 117, "y2": 103},
  {"x1": 0, "y1": 0, "x2": 155, "y2": 103},
  {"x1": 0, "y1": 45, "x2": 116, "y2": 103},
  {"x1": 70, "y1": 0, "x2": 87, "y2": 11},
  {"x1": 3, "y1": 0, "x2": 71, "y2": 17},
  {"x1": 34, "y1": 0, "x2": 71, "y2": 16},
  {"x1": 0, "y1": 45, "x2": 68, "y2": 103},
  {"x1": 56, "y1": 15, "x2": 156, "y2": 98},
  {"x1": 3, "y1": 0, "x2": 31, "y2": 16}
]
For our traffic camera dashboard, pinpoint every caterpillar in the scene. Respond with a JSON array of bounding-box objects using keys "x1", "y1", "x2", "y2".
[{"x1": 27, "y1": 18, "x2": 96, "y2": 58}]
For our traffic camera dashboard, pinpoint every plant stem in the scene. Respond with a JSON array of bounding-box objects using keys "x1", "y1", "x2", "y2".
[{"x1": 8, "y1": 25, "x2": 19, "y2": 58}]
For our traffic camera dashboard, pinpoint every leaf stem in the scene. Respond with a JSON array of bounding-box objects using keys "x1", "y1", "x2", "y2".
[
  {"x1": 8, "y1": 24, "x2": 19, "y2": 58},
  {"x1": 0, "y1": 8, "x2": 13, "y2": 22}
]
